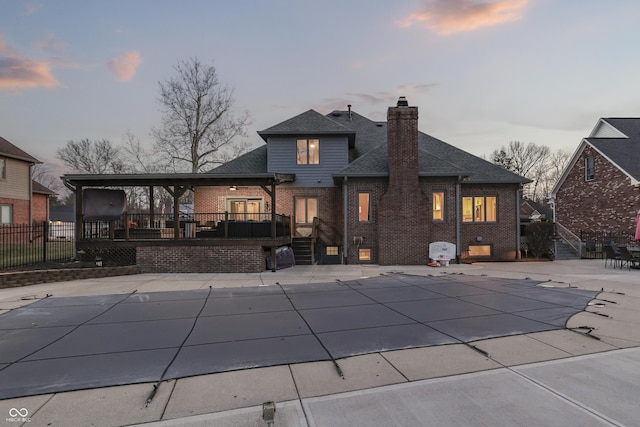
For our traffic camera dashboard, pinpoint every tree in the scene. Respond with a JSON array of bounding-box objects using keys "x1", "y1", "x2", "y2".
[
  {"x1": 490, "y1": 141, "x2": 570, "y2": 203},
  {"x1": 32, "y1": 163, "x2": 63, "y2": 194},
  {"x1": 56, "y1": 138, "x2": 124, "y2": 174},
  {"x1": 153, "y1": 57, "x2": 251, "y2": 173}
]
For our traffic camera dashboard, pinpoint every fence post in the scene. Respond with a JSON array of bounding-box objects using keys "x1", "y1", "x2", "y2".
[{"x1": 43, "y1": 221, "x2": 49, "y2": 262}]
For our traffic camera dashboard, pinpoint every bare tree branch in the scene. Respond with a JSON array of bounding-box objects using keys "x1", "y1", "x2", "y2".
[
  {"x1": 152, "y1": 57, "x2": 252, "y2": 172},
  {"x1": 56, "y1": 139, "x2": 123, "y2": 174}
]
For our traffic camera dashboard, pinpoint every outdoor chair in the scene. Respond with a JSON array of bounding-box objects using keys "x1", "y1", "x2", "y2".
[
  {"x1": 617, "y1": 246, "x2": 639, "y2": 270},
  {"x1": 603, "y1": 245, "x2": 621, "y2": 268},
  {"x1": 585, "y1": 240, "x2": 601, "y2": 259}
]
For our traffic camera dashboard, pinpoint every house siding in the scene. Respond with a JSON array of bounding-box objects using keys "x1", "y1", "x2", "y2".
[
  {"x1": 267, "y1": 136, "x2": 348, "y2": 187},
  {"x1": 555, "y1": 145, "x2": 640, "y2": 236},
  {"x1": 0, "y1": 158, "x2": 30, "y2": 200}
]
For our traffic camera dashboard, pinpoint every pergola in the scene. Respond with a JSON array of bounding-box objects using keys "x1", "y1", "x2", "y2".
[{"x1": 62, "y1": 172, "x2": 295, "y2": 271}]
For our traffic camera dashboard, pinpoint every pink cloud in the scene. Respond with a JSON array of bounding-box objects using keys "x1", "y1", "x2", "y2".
[
  {"x1": 398, "y1": 0, "x2": 529, "y2": 35},
  {"x1": 0, "y1": 35, "x2": 59, "y2": 90},
  {"x1": 107, "y1": 51, "x2": 142, "y2": 82}
]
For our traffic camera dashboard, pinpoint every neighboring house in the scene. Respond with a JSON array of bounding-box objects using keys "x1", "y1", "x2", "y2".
[
  {"x1": 195, "y1": 98, "x2": 529, "y2": 265},
  {"x1": 0, "y1": 136, "x2": 42, "y2": 225},
  {"x1": 49, "y1": 205, "x2": 75, "y2": 240},
  {"x1": 32, "y1": 181, "x2": 56, "y2": 222},
  {"x1": 520, "y1": 198, "x2": 552, "y2": 226},
  {"x1": 550, "y1": 118, "x2": 640, "y2": 239}
]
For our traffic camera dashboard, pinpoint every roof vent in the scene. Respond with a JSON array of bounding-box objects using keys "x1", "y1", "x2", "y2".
[
  {"x1": 348, "y1": 104, "x2": 352, "y2": 120},
  {"x1": 331, "y1": 112, "x2": 341, "y2": 117},
  {"x1": 397, "y1": 96, "x2": 408, "y2": 107}
]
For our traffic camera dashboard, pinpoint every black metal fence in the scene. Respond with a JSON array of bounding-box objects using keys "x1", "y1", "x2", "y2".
[
  {"x1": 579, "y1": 230, "x2": 636, "y2": 259},
  {"x1": 1, "y1": 222, "x2": 76, "y2": 270}
]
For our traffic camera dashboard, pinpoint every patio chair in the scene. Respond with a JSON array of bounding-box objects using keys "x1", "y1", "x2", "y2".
[
  {"x1": 603, "y1": 245, "x2": 621, "y2": 268},
  {"x1": 617, "y1": 246, "x2": 639, "y2": 270},
  {"x1": 585, "y1": 240, "x2": 600, "y2": 259}
]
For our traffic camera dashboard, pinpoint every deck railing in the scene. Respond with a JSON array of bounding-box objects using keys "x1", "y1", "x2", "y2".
[{"x1": 82, "y1": 212, "x2": 291, "y2": 240}]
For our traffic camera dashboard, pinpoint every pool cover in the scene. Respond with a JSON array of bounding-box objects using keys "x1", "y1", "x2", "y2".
[{"x1": 0, "y1": 273, "x2": 599, "y2": 400}]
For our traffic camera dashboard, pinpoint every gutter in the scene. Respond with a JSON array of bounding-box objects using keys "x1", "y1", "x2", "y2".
[
  {"x1": 456, "y1": 176, "x2": 462, "y2": 261},
  {"x1": 343, "y1": 177, "x2": 348, "y2": 264}
]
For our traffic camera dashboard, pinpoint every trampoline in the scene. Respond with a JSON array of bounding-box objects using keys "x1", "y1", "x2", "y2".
[{"x1": 0, "y1": 273, "x2": 599, "y2": 400}]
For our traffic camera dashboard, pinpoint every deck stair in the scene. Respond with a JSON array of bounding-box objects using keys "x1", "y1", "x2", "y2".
[{"x1": 292, "y1": 237, "x2": 314, "y2": 265}]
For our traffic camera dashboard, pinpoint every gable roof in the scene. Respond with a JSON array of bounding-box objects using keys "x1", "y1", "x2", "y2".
[
  {"x1": 258, "y1": 109, "x2": 355, "y2": 144},
  {"x1": 208, "y1": 145, "x2": 268, "y2": 174},
  {"x1": 551, "y1": 118, "x2": 640, "y2": 196},
  {"x1": 0, "y1": 136, "x2": 40, "y2": 163},
  {"x1": 32, "y1": 181, "x2": 56, "y2": 195},
  {"x1": 209, "y1": 107, "x2": 529, "y2": 185}
]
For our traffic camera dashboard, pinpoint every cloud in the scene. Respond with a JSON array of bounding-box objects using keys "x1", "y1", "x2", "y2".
[
  {"x1": 33, "y1": 34, "x2": 67, "y2": 51},
  {"x1": 398, "y1": 0, "x2": 528, "y2": 35},
  {"x1": 0, "y1": 35, "x2": 59, "y2": 90},
  {"x1": 25, "y1": 3, "x2": 42, "y2": 15},
  {"x1": 107, "y1": 51, "x2": 142, "y2": 82}
]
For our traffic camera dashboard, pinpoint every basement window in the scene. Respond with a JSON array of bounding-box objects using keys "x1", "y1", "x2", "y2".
[
  {"x1": 358, "y1": 248, "x2": 371, "y2": 261},
  {"x1": 326, "y1": 246, "x2": 339, "y2": 256},
  {"x1": 468, "y1": 245, "x2": 492, "y2": 257}
]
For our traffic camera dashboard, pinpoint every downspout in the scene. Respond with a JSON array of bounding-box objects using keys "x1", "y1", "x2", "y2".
[
  {"x1": 516, "y1": 186, "x2": 522, "y2": 260},
  {"x1": 28, "y1": 164, "x2": 34, "y2": 225},
  {"x1": 342, "y1": 176, "x2": 348, "y2": 264},
  {"x1": 456, "y1": 176, "x2": 461, "y2": 262}
]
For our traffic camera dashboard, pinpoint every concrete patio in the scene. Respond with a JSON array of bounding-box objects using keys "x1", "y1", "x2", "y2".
[{"x1": 1, "y1": 259, "x2": 639, "y2": 426}]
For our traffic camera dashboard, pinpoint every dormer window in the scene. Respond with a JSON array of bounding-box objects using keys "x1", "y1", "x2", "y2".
[{"x1": 297, "y1": 139, "x2": 319, "y2": 164}]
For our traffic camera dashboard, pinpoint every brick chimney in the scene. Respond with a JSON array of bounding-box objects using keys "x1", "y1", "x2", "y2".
[{"x1": 377, "y1": 97, "x2": 430, "y2": 265}]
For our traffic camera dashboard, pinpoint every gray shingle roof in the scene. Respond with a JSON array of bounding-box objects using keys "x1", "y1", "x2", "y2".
[
  {"x1": 206, "y1": 144, "x2": 268, "y2": 174},
  {"x1": 587, "y1": 118, "x2": 640, "y2": 180},
  {"x1": 0, "y1": 136, "x2": 40, "y2": 163},
  {"x1": 32, "y1": 181, "x2": 56, "y2": 195},
  {"x1": 258, "y1": 109, "x2": 355, "y2": 143},
  {"x1": 209, "y1": 107, "x2": 529, "y2": 184}
]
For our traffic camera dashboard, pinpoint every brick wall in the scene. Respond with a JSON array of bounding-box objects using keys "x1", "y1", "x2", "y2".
[
  {"x1": 460, "y1": 184, "x2": 520, "y2": 261},
  {"x1": 0, "y1": 265, "x2": 140, "y2": 289},
  {"x1": 32, "y1": 194, "x2": 49, "y2": 222},
  {"x1": 137, "y1": 245, "x2": 266, "y2": 273},
  {"x1": 194, "y1": 185, "x2": 343, "y2": 245},
  {"x1": 0, "y1": 198, "x2": 29, "y2": 224},
  {"x1": 556, "y1": 145, "x2": 640, "y2": 236},
  {"x1": 347, "y1": 177, "x2": 458, "y2": 264},
  {"x1": 377, "y1": 102, "x2": 431, "y2": 265}
]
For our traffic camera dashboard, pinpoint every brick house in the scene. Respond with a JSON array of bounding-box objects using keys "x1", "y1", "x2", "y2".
[
  {"x1": 550, "y1": 118, "x2": 640, "y2": 239},
  {"x1": 195, "y1": 98, "x2": 529, "y2": 265},
  {"x1": 0, "y1": 136, "x2": 49, "y2": 225}
]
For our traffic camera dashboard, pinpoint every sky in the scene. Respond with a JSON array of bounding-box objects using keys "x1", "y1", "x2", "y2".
[{"x1": 1, "y1": 0, "x2": 640, "y2": 175}]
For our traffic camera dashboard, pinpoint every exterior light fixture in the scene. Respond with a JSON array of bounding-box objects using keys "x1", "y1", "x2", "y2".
[
  {"x1": 95, "y1": 257, "x2": 103, "y2": 267},
  {"x1": 229, "y1": 185, "x2": 237, "y2": 191}
]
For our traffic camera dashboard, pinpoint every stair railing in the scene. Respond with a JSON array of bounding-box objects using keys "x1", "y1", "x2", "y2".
[{"x1": 555, "y1": 222, "x2": 582, "y2": 257}]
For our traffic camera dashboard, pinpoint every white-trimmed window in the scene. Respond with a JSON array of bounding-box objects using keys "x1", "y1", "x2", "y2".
[
  {"x1": 296, "y1": 139, "x2": 320, "y2": 165},
  {"x1": 0, "y1": 157, "x2": 5, "y2": 179},
  {"x1": 585, "y1": 157, "x2": 595, "y2": 181},
  {"x1": 1, "y1": 204, "x2": 12, "y2": 224}
]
